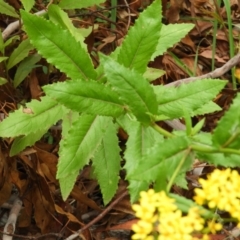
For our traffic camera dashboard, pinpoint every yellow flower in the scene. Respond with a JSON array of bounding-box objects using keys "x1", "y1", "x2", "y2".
[{"x1": 194, "y1": 168, "x2": 240, "y2": 225}]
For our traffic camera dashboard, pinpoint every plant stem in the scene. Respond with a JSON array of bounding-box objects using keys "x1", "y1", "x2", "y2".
[
  {"x1": 167, "y1": 148, "x2": 191, "y2": 192},
  {"x1": 152, "y1": 123, "x2": 174, "y2": 138}
]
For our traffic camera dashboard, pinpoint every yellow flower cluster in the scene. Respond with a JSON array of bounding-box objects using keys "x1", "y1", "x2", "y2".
[
  {"x1": 194, "y1": 168, "x2": 240, "y2": 226},
  {"x1": 132, "y1": 189, "x2": 210, "y2": 240}
]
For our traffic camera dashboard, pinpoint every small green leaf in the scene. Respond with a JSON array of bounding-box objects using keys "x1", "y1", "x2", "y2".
[
  {"x1": 102, "y1": 56, "x2": 158, "y2": 123},
  {"x1": 0, "y1": 56, "x2": 8, "y2": 62},
  {"x1": 21, "y1": 10, "x2": 96, "y2": 80},
  {"x1": 7, "y1": 38, "x2": 34, "y2": 70},
  {"x1": 93, "y1": 121, "x2": 121, "y2": 205},
  {"x1": 0, "y1": 77, "x2": 7, "y2": 85},
  {"x1": 48, "y1": 4, "x2": 88, "y2": 49},
  {"x1": 151, "y1": 23, "x2": 194, "y2": 60},
  {"x1": 128, "y1": 136, "x2": 191, "y2": 189},
  {"x1": 10, "y1": 128, "x2": 48, "y2": 156},
  {"x1": 21, "y1": 0, "x2": 35, "y2": 12},
  {"x1": 43, "y1": 80, "x2": 124, "y2": 117},
  {"x1": 116, "y1": 0, "x2": 162, "y2": 73},
  {"x1": 0, "y1": 0, "x2": 19, "y2": 18},
  {"x1": 193, "y1": 101, "x2": 221, "y2": 116},
  {"x1": 13, "y1": 54, "x2": 42, "y2": 87},
  {"x1": 154, "y1": 79, "x2": 227, "y2": 119},
  {"x1": 57, "y1": 115, "x2": 111, "y2": 178},
  {"x1": 212, "y1": 93, "x2": 240, "y2": 149},
  {"x1": 143, "y1": 67, "x2": 165, "y2": 82},
  {"x1": 58, "y1": 0, "x2": 106, "y2": 9},
  {"x1": 0, "y1": 96, "x2": 66, "y2": 137}
]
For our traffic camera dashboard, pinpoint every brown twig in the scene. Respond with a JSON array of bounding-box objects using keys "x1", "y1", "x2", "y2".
[
  {"x1": 65, "y1": 190, "x2": 129, "y2": 240},
  {"x1": 165, "y1": 53, "x2": 240, "y2": 87}
]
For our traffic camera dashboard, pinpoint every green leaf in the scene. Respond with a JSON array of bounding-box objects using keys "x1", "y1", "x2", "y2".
[
  {"x1": 212, "y1": 93, "x2": 240, "y2": 149},
  {"x1": 21, "y1": 0, "x2": 35, "y2": 12},
  {"x1": 151, "y1": 23, "x2": 195, "y2": 60},
  {"x1": 10, "y1": 128, "x2": 48, "y2": 156},
  {"x1": 0, "y1": 56, "x2": 8, "y2": 62},
  {"x1": 7, "y1": 38, "x2": 34, "y2": 70},
  {"x1": 154, "y1": 79, "x2": 227, "y2": 119},
  {"x1": 58, "y1": 0, "x2": 106, "y2": 9},
  {"x1": 128, "y1": 136, "x2": 191, "y2": 189},
  {"x1": 115, "y1": 0, "x2": 162, "y2": 74},
  {"x1": 197, "y1": 152, "x2": 240, "y2": 168},
  {"x1": 102, "y1": 56, "x2": 158, "y2": 123},
  {"x1": 92, "y1": 121, "x2": 121, "y2": 205},
  {"x1": 21, "y1": 10, "x2": 96, "y2": 80},
  {"x1": 0, "y1": 77, "x2": 7, "y2": 85},
  {"x1": 59, "y1": 172, "x2": 79, "y2": 200},
  {"x1": 47, "y1": 4, "x2": 88, "y2": 49},
  {"x1": 143, "y1": 67, "x2": 165, "y2": 82},
  {"x1": 43, "y1": 80, "x2": 124, "y2": 117},
  {"x1": 193, "y1": 101, "x2": 221, "y2": 116},
  {"x1": 13, "y1": 54, "x2": 42, "y2": 87},
  {"x1": 0, "y1": 96, "x2": 66, "y2": 137},
  {"x1": 57, "y1": 115, "x2": 111, "y2": 178},
  {"x1": 120, "y1": 116, "x2": 164, "y2": 202},
  {"x1": 0, "y1": 0, "x2": 19, "y2": 18}
]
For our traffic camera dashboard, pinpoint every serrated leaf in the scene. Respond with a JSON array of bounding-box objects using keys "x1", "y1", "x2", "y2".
[
  {"x1": 58, "y1": 0, "x2": 106, "y2": 9},
  {"x1": 13, "y1": 54, "x2": 42, "y2": 87},
  {"x1": 21, "y1": 10, "x2": 96, "y2": 80},
  {"x1": 116, "y1": 0, "x2": 161, "y2": 74},
  {"x1": 10, "y1": 128, "x2": 48, "y2": 156},
  {"x1": 57, "y1": 115, "x2": 111, "y2": 178},
  {"x1": 92, "y1": 121, "x2": 121, "y2": 205},
  {"x1": 43, "y1": 80, "x2": 124, "y2": 117},
  {"x1": 154, "y1": 79, "x2": 227, "y2": 119},
  {"x1": 119, "y1": 116, "x2": 164, "y2": 202},
  {"x1": 59, "y1": 172, "x2": 79, "y2": 200},
  {"x1": 48, "y1": 4, "x2": 87, "y2": 49},
  {"x1": 102, "y1": 56, "x2": 158, "y2": 123},
  {"x1": 0, "y1": 0, "x2": 19, "y2": 18},
  {"x1": 0, "y1": 96, "x2": 66, "y2": 137},
  {"x1": 151, "y1": 23, "x2": 194, "y2": 60},
  {"x1": 21, "y1": 0, "x2": 35, "y2": 12},
  {"x1": 197, "y1": 152, "x2": 240, "y2": 168},
  {"x1": 212, "y1": 93, "x2": 240, "y2": 148},
  {"x1": 7, "y1": 38, "x2": 34, "y2": 70},
  {"x1": 193, "y1": 101, "x2": 221, "y2": 116},
  {"x1": 128, "y1": 136, "x2": 191, "y2": 189}
]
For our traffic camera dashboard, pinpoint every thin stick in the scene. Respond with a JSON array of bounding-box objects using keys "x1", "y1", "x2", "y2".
[
  {"x1": 65, "y1": 190, "x2": 128, "y2": 240},
  {"x1": 166, "y1": 53, "x2": 240, "y2": 87}
]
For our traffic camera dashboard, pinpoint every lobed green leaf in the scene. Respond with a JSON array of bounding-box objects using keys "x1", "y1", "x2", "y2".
[
  {"x1": 151, "y1": 23, "x2": 194, "y2": 60},
  {"x1": 21, "y1": 11, "x2": 96, "y2": 80},
  {"x1": 43, "y1": 80, "x2": 124, "y2": 117},
  {"x1": 102, "y1": 56, "x2": 158, "y2": 123},
  {"x1": 57, "y1": 115, "x2": 111, "y2": 179},
  {"x1": 115, "y1": 0, "x2": 162, "y2": 74}
]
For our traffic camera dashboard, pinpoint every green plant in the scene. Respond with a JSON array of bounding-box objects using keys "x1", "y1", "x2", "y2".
[{"x1": 0, "y1": 0, "x2": 240, "y2": 206}]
